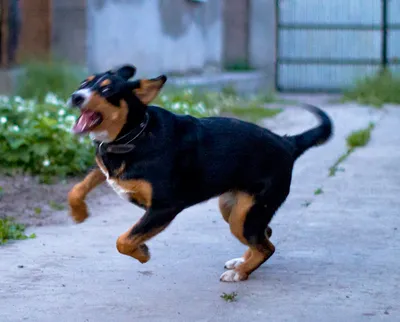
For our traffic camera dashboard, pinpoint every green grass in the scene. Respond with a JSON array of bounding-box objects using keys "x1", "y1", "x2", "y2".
[
  {"x1": 329, "y1": 150, "x2": 351, "y2": 177},
  {"x1": 155, "y1": 88, "x2": 282, "y2": 123},
  {"x1": 329, "y1": 123, "x2": 375, "y2": 177},
  {"x1": 49, "y1": 201, "x2": 65, "y2": 211},
  {"x1": 225, "y1": 106, "x2": 282, "y2": 123},
  {"x1": 220, "y1": 292, "x2": 238, "y2": 302},
  {"x1": 0, "y1": 218, "x2": 36, "y2": 245},
  {"x1": 16, "y1": 60, "x2": 84, "y2": 102},
  {"x1": 314, "y1": 188, "x2": 324, "y2": 195},
  {"x1": 342, "y1": 69, "x2": 400, "y2": 107},
  {"x1": 225, "y1": 60, "x2": 254, "y2": 71},
  {"x1": 346, "y1": 123, "x2": 375, "y2": 149}
]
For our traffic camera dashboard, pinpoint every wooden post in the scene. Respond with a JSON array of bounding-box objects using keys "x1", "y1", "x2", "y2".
[{"x1": 1, "y1": 0, "x2": 9, "y2": 67}]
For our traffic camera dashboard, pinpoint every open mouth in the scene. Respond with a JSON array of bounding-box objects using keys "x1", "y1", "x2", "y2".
[{"x1": 72, "y1": 110, "x2": 103, "y2": 134}]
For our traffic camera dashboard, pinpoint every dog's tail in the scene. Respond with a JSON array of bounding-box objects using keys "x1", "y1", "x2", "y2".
[{"x1": 288, "y1": 104, "x2": 333, "y2": 160}]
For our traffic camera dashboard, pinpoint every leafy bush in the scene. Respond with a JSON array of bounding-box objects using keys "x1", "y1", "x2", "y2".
[
  {"x1": 0, "y1": 218, "x2": 36, "y2": 245},
  {"x1": 0, "y1": 94, "x2": 94, "y2": 177}
]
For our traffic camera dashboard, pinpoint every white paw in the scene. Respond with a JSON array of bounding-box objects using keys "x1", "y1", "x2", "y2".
[
  {"x1": 224, "y1": 257, "x2": 244, "y2": 269},
  {"x1": 220, "y1": 269, "x2": 247, "y2": 282}
]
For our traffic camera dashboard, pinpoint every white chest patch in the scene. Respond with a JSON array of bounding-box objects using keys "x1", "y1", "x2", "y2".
[
  {"x1": 90, "y1": 131, "x2": 111, "y2": 142},
  {"x1": 107, "y1": 179, "x2": 131, "y2": 201},
  {"x1": 97, "y1": 162, "x2": 130, "y2": 201}
]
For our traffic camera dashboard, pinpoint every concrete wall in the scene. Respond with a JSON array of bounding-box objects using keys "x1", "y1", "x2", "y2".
[
  {"x1": 86, "y1": 0, "x2": 223, "y2": 77},
  {"x1": 248, "y1": 0, "x2": 277, "y2": 88},
  {"x1": 52, "y1": 0, "x2": 87, "y2": 65}
]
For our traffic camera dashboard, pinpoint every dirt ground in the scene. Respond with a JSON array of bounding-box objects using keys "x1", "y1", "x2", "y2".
[{"x1": 0, "y1": 173, "x2": 113, "y2": 226}]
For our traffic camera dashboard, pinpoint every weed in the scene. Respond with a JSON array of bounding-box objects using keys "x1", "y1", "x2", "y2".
[
  {"x1": 0, "y1": 218, "x2": 36, "y2": 244},
  {"x1": 346, "y1": 123, "x2": 374, "y2": 149},
  {"x1": 225, "y1": 60, "x2": 254, "y2": 71},
  {"x1": 342, "y1": 69, "x2": 400, "y2": 107},
  {"x1": 329, "y1": 150, "x2": 352, "y2": 177},
  {"x1": 220, "y1": 292, "x2": 238, "y2": 302},
  {"x1": 329, "y1": 123, "x2": 375, "y2": 177},
  {"x1": 49, "y1": 201, "x2": 64, "y2": 211},
  {"x1": 34, "y1": 207, "x2": 42, "y2": 215},
  {"x1": 314, "y1": 188, "x2": 324, "y2": 195}
]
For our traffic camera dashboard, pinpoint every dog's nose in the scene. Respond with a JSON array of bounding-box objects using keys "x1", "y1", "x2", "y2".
[{"x1": 71, "y1": 93, "x2": 85, "y2": 107}]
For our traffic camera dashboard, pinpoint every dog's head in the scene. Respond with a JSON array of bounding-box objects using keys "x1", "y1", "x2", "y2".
[{"x1": 68, "y1": 64, "x2": 167, "y2": 142}]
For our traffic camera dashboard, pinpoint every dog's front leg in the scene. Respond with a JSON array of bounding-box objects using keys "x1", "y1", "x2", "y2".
[
  {"x1": 68, "y1": 168, "x2": 106, "y2": 223},
  {"x1": 116, "y1": 207, "x2": 181, "y2": 263}
]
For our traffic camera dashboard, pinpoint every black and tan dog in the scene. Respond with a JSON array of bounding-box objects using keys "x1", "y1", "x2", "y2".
[{"x1": 67, "y1": 64, "x2": 333, "y2": 282}]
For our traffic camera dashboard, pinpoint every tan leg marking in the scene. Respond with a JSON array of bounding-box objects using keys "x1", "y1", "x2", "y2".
[
  {"x1": 68, "y1": 168, "x2": 106, "y2": 223},
  {"x1": 116, "y1": 218, "x2": 169, "y2": 263},
  {"x1": 221, "y1": 192, "x2": 275, "y2": 282},
  {"x1": 218, "y1": 192, "x2": 237, "y2": 223}
]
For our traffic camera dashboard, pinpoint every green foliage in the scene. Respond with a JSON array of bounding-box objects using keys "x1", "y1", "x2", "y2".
[
  {"x1": 49, "y1": 201, "x2": 65, "y2": 211},
  {"x1": 220, "y1": 292, "x2": 238, "y2": 302},
  {"x1": 342, "y1": 69, "x2": 400, "y2": 107},
  {"x1": 0, "y1": 218, "x2": 36, "y2": 245},
  {"x1": 346, "y1": 123, "x2": 374, "y2": 149},
  {"x1": 0, "y1": 94, "x2": 95, "y2": 177},
  {"x1": 329, "y1": 123, "x2": 375, "y2": 177},
  {"x1": 154, "y1": 88, "x2": 282, "y2": 123},
  {"x1": 225, "y1": 60, "x2": 254, "y2": 71},
  {"x1": 314, "y1": 188, "x2": 324, "y2": 195},
  {"x1": 16, "y1": 60, "x2": 83, "y2": 102}
]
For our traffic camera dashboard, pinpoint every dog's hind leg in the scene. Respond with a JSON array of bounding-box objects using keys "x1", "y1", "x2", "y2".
[
  {"x1": 220, "y1": 190, "x2": 287, "y2": 282},
  {"x1": 68, "y1": 168, "x2": 106, "y2": 223},
  {"x1": 219, "y1": 192, "x2": 273, "y2": 271},
  {"x1": 116, "y1": 207, "x2": 181, "y2": 263},
  {"x1": 218, "y1": 192, "x2": 237, "y2": 223}
]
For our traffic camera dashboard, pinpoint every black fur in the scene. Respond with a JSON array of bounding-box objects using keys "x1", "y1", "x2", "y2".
[{"x1": 70, "y1": 65, "x2": 333, "y2": 267}]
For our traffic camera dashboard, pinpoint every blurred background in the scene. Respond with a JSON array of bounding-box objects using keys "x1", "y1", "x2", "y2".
[{"x1": 0, "y1": 0, "x2": 398, "y2": 94}]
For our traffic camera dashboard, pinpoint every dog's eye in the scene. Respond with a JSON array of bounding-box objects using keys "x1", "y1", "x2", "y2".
[
  {"x1": 101, "y1": 87, "x2": 111, "y2": 95},
  {"x1": 79, "y1": 80, "x2": 89, "y2": 89}
]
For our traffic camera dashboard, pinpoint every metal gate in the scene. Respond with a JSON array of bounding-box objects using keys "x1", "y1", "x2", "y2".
[{"x1": 276, "y1": 0, "x2": 400, "y2": 92}]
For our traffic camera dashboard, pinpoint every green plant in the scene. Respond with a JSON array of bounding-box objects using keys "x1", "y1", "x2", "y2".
[
  {"x1": 225, "y1": 59, "x2": 254, "y2": 71},
  {"x1": 342, "y1": 69, "x2": 400, "y2": 107},
  {"x1": 314, "y1": 188, "x2": 324, "y2": 195},
  {"x1": 346, "y1": 123, "x2": 374, "y2": 149},
  {"x1": 16, "y1": 60, "x2": 84, "y2": 102},
  {"x1": 329, "y1": 123, "x2": 375, "y2": 177},
  {"x1": 227, "y1": 106, "x2": 282, "y2": 123},
  {"x1": 49, "y1": 201, "x2": 64, "y2": 211},
  {"x1": 0, "y1": 218, "x2": 36, "y2": 244},
  {"x1": 220, "y1": 292, "x2": 238, "y2": 302},
  {"x1": 154, "y1": 88, "x2": 282, "y2": 123},
  {"x1": 0, "y1": 94, "x2": 95, "y2": 177}
]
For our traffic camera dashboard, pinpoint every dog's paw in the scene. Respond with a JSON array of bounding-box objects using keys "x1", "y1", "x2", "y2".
[
  {"x1": 135, "y1": 244, "x2": 151, "y2": 264},
  {"x1": 69, "y1": 203, "x2": 89, "y2": 223},
  {"x1": 220, "y1": 269, "x2": 248, "y2": 282},
  {"x1": 224, "y1": 257, "x2": 244, "y2": 269}
]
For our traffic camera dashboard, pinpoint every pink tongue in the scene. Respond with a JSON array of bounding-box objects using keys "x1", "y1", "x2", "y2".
[{"x1": 73, "y1": 110, "x2": 100, "y2": 134}]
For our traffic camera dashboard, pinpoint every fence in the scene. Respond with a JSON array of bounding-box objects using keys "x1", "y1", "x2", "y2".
[{"x1": 276, "y1": 0, "x2": 400, "y2": 92}]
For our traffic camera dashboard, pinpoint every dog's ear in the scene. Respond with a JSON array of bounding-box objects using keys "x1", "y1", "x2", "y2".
[
  {"x1": 112, "y1": 64, "x2": 136, "y2": 80},
  {"x1": 132, "y1": 75, "x2": 167, "y2": 105}
]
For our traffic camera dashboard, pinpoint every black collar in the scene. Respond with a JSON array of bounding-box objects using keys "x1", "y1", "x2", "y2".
[{"x1": 95, "y1": 112, "x2": 149, "y2": 154}]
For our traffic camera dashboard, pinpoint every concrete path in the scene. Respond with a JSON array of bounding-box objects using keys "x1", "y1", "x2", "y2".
[{"x1": 1, "y1": 103, "x2": 399, "y2": 322}]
